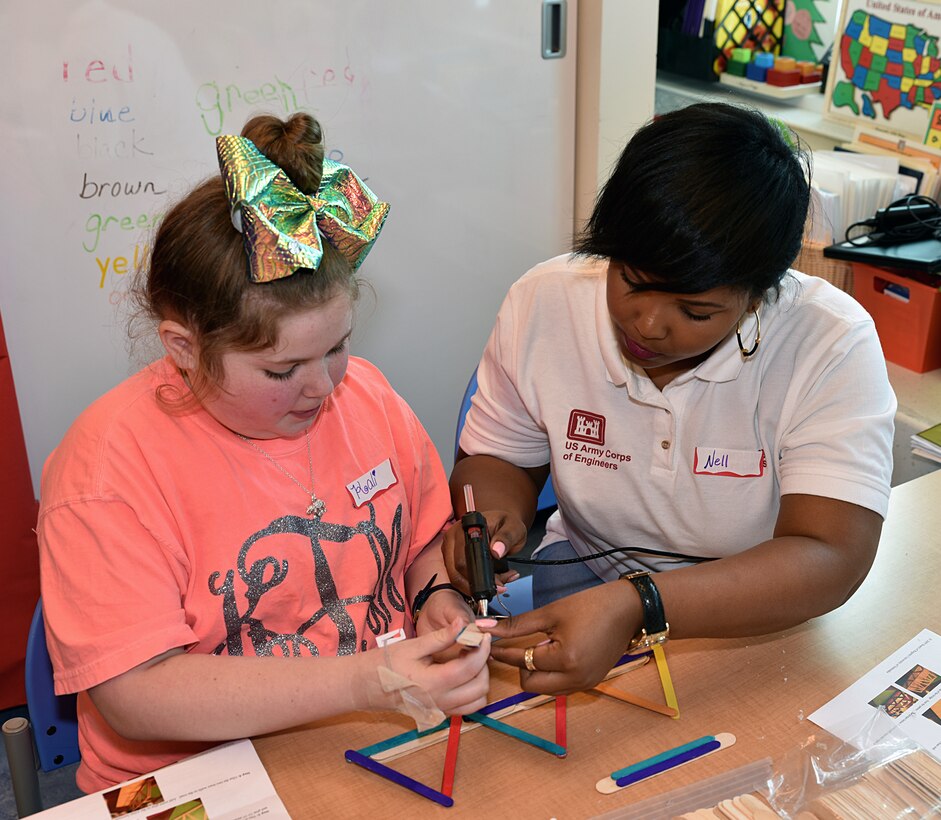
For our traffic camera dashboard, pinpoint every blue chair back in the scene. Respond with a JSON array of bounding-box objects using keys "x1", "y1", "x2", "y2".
[
  {"x1": 25, "y1": 601, "x2": 79, "y2": 771},
  {"x1": 489, "y1": 575, "x2": 534, "y2": 617},
  {"x1": 454, "y1": 368, "x2": 557, "y2": 512}
]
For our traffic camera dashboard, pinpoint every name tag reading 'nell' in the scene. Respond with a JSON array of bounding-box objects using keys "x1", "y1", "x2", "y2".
[
  {"x1": 347, "y1": 459, "x2": 397, "y2": 507},
  {"x1": 693, "y1": 447, "x2": 765, "y2": 478}
]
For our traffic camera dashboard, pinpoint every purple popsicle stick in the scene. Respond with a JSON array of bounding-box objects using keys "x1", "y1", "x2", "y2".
[
  {"x1": 614, "y1": 739, "x2": 722, "y2": 787},
  {"x1": 345, "y1": 749, "x2": 454, "y2": 807}
]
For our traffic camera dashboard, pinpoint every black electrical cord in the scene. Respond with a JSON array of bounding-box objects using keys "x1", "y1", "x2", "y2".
[
  {"x1": 845, "y1": 194, "x2": 941, "y2": 246},
  {"x1": 506, "y1": 545, "x2": 717, "y2": 565}
]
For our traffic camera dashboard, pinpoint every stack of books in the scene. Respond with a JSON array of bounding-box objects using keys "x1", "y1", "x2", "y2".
[
  {"x1": 838, "y1": 128, "x2": 941, "y2": 202},
  {"x1": 806, "y1": 150, "x2": 905, "y2": 246},
  {"x1": 912, "y1": 422, "x2": 941, "y2": 465}
]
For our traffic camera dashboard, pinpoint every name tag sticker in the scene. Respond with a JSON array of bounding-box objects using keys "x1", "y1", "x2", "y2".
[
  {"x1": 693, "y1": 447, "x2": 765, "y2": 478},
  {"x1": 347, "y1": 458, "x2": 397, "y2": 507},
  {"x1": 376, "y1": 627, "x2": 407, "y2": 647}
]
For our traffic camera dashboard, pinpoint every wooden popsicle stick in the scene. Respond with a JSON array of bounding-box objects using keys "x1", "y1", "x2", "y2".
[
  {"x1": 456, "y1": 622, "x2": 486, "y2": 646},
  {"x1": 591, "y1": 680, "x2": 679, "y2": 717}
]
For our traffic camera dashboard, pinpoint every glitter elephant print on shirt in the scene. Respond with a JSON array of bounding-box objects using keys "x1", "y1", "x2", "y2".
[{"x1": 208, "y1": 502, "x2": 405, "y2": 657}]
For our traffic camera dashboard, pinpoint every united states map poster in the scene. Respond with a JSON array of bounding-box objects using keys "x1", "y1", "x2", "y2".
[{"x1": 825, "y1": 0, "x2": 941, "y2": 139}]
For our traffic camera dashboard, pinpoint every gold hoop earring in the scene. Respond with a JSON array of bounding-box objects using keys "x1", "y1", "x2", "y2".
[{"x1": 736, "y1": 307, "x2": 761, "y2": 358}]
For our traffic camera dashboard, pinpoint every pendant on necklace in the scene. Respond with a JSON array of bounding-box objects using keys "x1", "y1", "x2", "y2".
[{"x1": 307, "y1": 495, "x2": 327, "y2": 518}]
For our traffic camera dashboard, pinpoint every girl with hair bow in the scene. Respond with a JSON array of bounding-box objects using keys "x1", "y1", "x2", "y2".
[{"x1": 37, "y1": 112, "x2": 488, "y2": 792}]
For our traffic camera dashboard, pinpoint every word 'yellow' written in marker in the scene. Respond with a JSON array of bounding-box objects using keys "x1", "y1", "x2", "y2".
[{"x1": 96, "y1": 243, "x2": 150, "y2": 288}]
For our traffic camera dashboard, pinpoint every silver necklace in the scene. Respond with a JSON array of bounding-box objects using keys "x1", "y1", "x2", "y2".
[{"x1": 236, "y1": 428, "x2": 326, "y2": 517}]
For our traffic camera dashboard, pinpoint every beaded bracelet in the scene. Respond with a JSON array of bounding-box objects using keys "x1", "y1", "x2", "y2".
[{"x1": 411, "y1": 573, "x2": 474, "y2": 624}]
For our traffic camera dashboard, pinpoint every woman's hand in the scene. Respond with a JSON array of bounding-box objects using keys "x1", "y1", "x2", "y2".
[
  {"x1": 442, "y1": 512, "x2": 527, "y2": 595},
  {"x1": 385, "y1": 619, "x2": 491, "y2": 714},
  {"x1": 483, "y1": 581, "x2": 642, "y2": 695}
]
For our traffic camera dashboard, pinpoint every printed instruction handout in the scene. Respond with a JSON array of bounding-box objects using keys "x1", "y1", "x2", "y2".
[
  {"x1": 33, "y1": 739, "x2": 290, "y2": 819},
  {"x1": 810, "y1": 629, "x2": 941, "y2": 761}
]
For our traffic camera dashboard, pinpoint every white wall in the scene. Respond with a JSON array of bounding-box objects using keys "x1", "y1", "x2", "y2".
[{"x1": 575, "y1": 0, "x2": 658, "y2": 227}]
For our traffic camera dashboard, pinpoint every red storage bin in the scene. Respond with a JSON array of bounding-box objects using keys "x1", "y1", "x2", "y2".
[
  {"x1": 851, "y1": 263, "x2": 941, "y2": 373},
  {"x1": 0, "y1": 311, "x2": 40, "y2": 708}
]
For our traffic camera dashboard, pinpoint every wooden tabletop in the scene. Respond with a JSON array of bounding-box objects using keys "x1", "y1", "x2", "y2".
[{"x1": 253, "y1": 469, "x2": 941, "y2": 819}]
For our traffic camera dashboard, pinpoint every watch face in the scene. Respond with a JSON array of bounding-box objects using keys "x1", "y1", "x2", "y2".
[{"x1": 628, "y1": 628, "x2": 669, "y2": 652}]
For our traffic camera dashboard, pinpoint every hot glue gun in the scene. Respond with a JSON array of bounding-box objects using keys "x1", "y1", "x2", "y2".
[{"x1": 461, "y1": 484, "x2": 508, "y2": 617}]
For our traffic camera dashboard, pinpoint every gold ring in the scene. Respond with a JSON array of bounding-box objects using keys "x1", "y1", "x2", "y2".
[{"x1": 523, "y1": 646, "x2": 538, "y2": 672}]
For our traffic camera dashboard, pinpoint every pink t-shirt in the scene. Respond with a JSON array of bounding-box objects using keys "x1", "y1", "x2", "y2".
[{"x1": 37, "y1": 356, "x2": 450, "y2": 792}]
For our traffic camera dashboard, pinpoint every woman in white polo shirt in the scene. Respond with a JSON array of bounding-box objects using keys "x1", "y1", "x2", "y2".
[{"x1": 443, "y1": 102, "x2": 896, "y2": 694}]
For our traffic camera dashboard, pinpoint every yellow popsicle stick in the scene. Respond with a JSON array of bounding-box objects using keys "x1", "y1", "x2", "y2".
[{"x1": 653, "y1": 644, "x2": 680, "y2": 719}]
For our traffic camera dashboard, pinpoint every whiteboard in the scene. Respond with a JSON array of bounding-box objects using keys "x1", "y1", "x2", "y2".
[{"x1": 0, "y1": 0, "x2": 576, "y2": 491}]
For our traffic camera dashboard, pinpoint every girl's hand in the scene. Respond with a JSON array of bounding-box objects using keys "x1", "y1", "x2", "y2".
[
  {"x1": 385, "y1": 619, "x2": 491, "y2": 714},
  {"x1": 442, "y1": 512, "x2": 527, "y2": 595},
  {"x1": 415, "y1": 587, "x2": 474, "y2": 634},
  {"x1": 482, "y1": 582, "x2": 641, "y2": 695},
  {"x1": 414, "y1": 588, "x2": 476, "y2": 661}
]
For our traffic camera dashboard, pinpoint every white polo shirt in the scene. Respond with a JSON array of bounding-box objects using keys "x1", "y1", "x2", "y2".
[{"x1": 460, "y1": 254, "x2": 897, "y2": 580}]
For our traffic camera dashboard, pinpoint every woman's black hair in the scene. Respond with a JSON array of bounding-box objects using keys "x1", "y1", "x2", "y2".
[{"x1": 575, "y1": 102, "x2": 811, "y2": 300}]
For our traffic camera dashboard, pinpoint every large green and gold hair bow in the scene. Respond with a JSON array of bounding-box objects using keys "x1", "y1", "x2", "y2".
[{"x1": 216, "y1": 134, "x2": 390, "y2": 283}]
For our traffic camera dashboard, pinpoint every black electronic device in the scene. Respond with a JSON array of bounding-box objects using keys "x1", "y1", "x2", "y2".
[
  {"x1": 823, "y1": 235, "x2": 941, "y2": 274},
  {"x1": 844, "y1": 194, "x2": 941, "y2": 248},
  {"x1": 461, "y1": 485, "x2": 498, "y2": 616},
  {"x1": 873, "y1": 200, "x2": 940, "y2": 232}
]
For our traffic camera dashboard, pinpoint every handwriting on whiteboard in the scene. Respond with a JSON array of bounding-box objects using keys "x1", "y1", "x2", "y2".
[
  {"x1": 60, "y1": 40, "x2": 364, "y2": 295},
  {"x1": 195, "y1": 51, "x2": 361, "y2": 136},
  {"x1": 62, "y1": 44, "x2": 134, "y2": 83}
]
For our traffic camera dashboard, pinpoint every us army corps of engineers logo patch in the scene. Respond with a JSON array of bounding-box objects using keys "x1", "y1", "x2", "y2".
[{"x1": 563, "y1": 410, "x2": 631, "y2": 470}]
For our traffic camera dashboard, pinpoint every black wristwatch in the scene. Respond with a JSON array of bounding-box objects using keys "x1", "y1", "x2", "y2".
[{"x1": 619, "y1": 570, "x2": 670, "y2": 651}]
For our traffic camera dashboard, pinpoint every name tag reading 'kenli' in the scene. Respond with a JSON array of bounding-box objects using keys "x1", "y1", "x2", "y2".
[{"x1": 693, "y1": 448, "x2": 765, "y2": 478}]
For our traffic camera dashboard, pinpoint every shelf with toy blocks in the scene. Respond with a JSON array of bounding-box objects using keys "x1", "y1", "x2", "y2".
[
  {"x1": 719, "y1": 49, "x2": 822, "y2": 100},
  {"x1": 656, "y1": 71, "x2": 854, "y2": 153}
]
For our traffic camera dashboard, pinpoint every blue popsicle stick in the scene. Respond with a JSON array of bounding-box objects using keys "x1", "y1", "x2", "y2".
[
  {"x1": 479, "y1": 653, "x2": 646, "y2": 719},
  {"x1": 616, "y1": 650, "x2": 652, "y2": 665},
  {"x1": 465, "y1": 711, "x2": 566, "y2": 756},
  {"x1": 355, "y1": 717, "x2": 450, "y2": 757},
  {"x1": 357, "y1": 690, "x2": 547, "y2": 757},
  {"x1": 610, "y1": 734, "x2": 715, "y2": 780},
  {"x1": 477, "y1": 689, "x2": 543, "y2": 716},
  {"x1": 614, "y1": 739, "x2": 721, "y2": 787},
  {"x1": 345, "y1": 749, "x2": 454, "y2": 807}
]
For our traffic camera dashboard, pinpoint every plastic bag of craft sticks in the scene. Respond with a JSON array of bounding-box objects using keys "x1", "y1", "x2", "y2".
[{"x1": 764, "y1": 710, "x2": 941, "y2": 819}]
